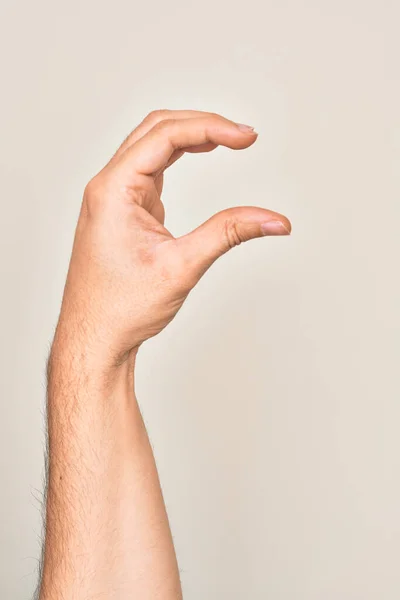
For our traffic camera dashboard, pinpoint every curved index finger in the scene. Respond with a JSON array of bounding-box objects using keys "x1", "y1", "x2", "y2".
[
  {"x1": 114, "y1": 115, "x2": 257, "y2": 179},
  {"x1": 110, "y1": 109, "x2": 220, "y2": 163}
]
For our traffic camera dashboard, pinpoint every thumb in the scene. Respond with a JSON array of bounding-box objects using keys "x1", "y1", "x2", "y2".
[{"x1": 176, "y1": 206, "x2": 291, "y2": 280}]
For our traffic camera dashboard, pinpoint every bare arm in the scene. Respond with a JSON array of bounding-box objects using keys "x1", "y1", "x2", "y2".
[
  {"x1": 41, "y1": 345, "x2": 181, "y2": 599},
  {"x1": 38, "y1": 109, "x2": 291, "y2": 599}
]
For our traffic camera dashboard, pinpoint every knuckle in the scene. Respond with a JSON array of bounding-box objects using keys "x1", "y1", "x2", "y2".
[
  {"x1": 83, "y1": 176, "x2": 101, "y2": 202},
  {"x1": 206, "y1": 112, "x2": 223, "y2": 125},
  {"x1": 153, "y1": 118, "x2": 176, "y2": 133},
  {"x1": 146, "y1": 109, "x2": 170, "y2": 124},
  {"x1": 223, "y1": 218, "x2": 242, "y2": 249},
  {"x1": 83, "y1": 174, "x2": 109, "y2": 217}
]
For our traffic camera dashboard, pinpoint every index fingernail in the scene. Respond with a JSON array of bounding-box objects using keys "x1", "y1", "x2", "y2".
[{"x1": 236, "y1": 123, "x2": 257, "y2": 133}]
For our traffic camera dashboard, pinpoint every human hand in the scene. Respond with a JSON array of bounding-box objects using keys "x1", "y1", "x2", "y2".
[{"x1": 55, "y1": 110, "x2": 291, "y2": 368}]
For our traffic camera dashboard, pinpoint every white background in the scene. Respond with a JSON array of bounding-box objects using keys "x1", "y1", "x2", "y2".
[{"x1": 1, "y1": 0, "x2": 399, "y2": 597}]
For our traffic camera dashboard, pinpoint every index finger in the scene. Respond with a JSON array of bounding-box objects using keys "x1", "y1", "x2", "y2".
[
  {"x1": 111, "y1": 109, "x2": 220, "y2": 162},
  {"x1": 113, "y1": 115, "x2": 257, "y2": 179}
]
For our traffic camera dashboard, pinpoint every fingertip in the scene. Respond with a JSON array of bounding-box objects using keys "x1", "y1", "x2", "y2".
[
  {"x1": 280, "y1": 215, "x2": 292, "y2": 234},
  {"x1": 233, "y1": 126, "x2": 258, "y2": 149},
  {"x1": 269, "y1": 211, "x2": 291, "y2": 234}
]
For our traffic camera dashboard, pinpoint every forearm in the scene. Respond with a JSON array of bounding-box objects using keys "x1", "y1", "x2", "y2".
[{"x1": 39, "y1": 334, "x2": 182, "y2": 599}]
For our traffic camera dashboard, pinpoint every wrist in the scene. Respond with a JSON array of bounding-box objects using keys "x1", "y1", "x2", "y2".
[
  {"x1": 49, "y1": 323, "x2": 138, "y2": 397},
  {"x1": 53, "y1": 297, "x2": 141, "y2": 367}
]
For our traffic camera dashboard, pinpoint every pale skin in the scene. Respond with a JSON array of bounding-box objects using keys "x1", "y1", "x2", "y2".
[{"x1": 38, "y1": 109, "x2": 291, "y2": 599}]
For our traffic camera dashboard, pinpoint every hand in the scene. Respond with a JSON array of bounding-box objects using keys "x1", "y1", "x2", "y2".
[{"x1": 55, "y1": 109, "x2": 291, "y2": 368}]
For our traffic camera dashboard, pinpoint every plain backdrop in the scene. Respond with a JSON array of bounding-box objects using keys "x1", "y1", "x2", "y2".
[{"x1": 1, "y1": 0, "x2": 399, "y2": 598}]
